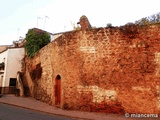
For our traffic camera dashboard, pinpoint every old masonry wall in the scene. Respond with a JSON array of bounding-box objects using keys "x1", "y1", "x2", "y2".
[{"x1": 24, "y1": 24, "x2": 160, "y2": 114}]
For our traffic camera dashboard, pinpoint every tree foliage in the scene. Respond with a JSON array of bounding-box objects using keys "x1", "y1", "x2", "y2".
[
  {"x1": 106, "y1": 23, "x2": 112, "y2": 28},
  {"x1": 135, "y1": 12, "x2": 160, "y2": 26},
  {"x1": 25, "y1": 29, "x2": 50, "y2": 58}
]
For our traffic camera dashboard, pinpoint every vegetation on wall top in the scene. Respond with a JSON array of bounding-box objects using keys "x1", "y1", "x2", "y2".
[
  {"x1": 119, "y1": 12, "x2": 160, "y2": 38},
  {"x1": 25, "y1": 29, "x2": 50, "y2": 58},
  {"x1": 135, "y1": 12, "x2": 160, "y2": 26}
]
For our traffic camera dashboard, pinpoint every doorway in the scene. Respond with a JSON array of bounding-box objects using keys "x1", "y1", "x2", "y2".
[{"x1": 54, "y1": 75, "x2": 61, "y2": 106}]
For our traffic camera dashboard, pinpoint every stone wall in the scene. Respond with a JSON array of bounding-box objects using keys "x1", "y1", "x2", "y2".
[{"x1": 24, "y1": 24, "x2": 160, "y2": 114}]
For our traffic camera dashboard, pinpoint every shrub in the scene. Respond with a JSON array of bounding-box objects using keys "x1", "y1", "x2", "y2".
[{"x1": 25, "y1": 28, "x2": 50, "y2": 57}]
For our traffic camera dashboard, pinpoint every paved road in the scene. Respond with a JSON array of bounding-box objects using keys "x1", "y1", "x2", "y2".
[{"x1": 0, "y1": 103, "x2": 77, "y2": 120}]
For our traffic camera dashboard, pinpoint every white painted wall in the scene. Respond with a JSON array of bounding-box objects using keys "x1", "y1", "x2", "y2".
[
  {"x1": 2, "y1": 48, "x2": 25, "y2": 87},
  {"x1": 0, "y1": 50, "x2": 8, "y2": 87},
  {"x1": 0, "y1": 50, "x2": 8, "y2": 63},
  {"x1": 52, "y1": 33, "x2": 62, "y2": 41}
]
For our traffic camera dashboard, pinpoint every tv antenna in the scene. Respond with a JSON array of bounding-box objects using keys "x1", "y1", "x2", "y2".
[
  {"x1": 43, "y1": 15, "x2": 49, "y2": 30},
  {"x1": 37, "y1": 17, "x2": 43, "y2": 28}
]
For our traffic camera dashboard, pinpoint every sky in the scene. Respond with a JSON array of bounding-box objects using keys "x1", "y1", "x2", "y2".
[{"x1": 0, "y1": 0, "x2": 160, "y2": 45}]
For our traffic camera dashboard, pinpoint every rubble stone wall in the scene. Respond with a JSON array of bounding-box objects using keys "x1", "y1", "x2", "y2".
[{"x1": 24, "y1": 24, "x2": 160, "y2": 114}]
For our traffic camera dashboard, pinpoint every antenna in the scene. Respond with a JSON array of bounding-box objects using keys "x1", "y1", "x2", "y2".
[
  {"x1": 43, "y1": 15, "x2": 49, "y2": 30},
  {"x1": 37, "y1": 17, "x2": 43, "y2": 28},
  {"x1": 17, "y1": 28, "x2": 20, "y2": 40},
  {"x1": 64, "y1": 26, "x2": 66, "y2": 32}
]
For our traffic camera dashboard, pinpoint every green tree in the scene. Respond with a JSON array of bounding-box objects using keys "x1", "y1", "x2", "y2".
[{"x1": 25, "y1": 29, "x2": 50, "y2": 58}]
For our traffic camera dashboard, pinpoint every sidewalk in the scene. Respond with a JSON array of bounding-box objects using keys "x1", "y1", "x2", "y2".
[{"x1": 0, "y1": 95, "x2": 158, "y2": 120}]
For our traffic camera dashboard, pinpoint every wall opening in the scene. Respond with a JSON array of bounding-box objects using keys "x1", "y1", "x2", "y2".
[
  {"x1": 54, "y1": 74, "x2": 61, "y2": 107},
  {"x1": 9, "y1": 78, "x2": 17, "y2": 86}
]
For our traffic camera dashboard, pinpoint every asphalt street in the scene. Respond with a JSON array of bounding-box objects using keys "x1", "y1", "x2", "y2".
[{"x1": 0, "y1": 103, "x2": 76, "y2": 120}]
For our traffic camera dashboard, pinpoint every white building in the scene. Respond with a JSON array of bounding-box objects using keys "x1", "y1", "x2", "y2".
[{"x1": 0, "y1": 47, "x2": 25, "y2": 94}]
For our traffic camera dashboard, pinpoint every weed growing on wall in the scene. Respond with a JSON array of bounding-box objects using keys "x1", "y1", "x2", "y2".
[{"x1": 25, "y1": 28, "x2": 50, "y2": 58}]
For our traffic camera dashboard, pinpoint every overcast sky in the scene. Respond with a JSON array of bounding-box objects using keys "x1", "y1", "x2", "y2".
[{"x1": 0, "y1": 0, "x2": 160, "y2": 45}]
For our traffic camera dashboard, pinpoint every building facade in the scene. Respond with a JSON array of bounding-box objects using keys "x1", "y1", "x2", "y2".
[{"x1": 0, "y1": 47, "x2": 25, "y2": 94}]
